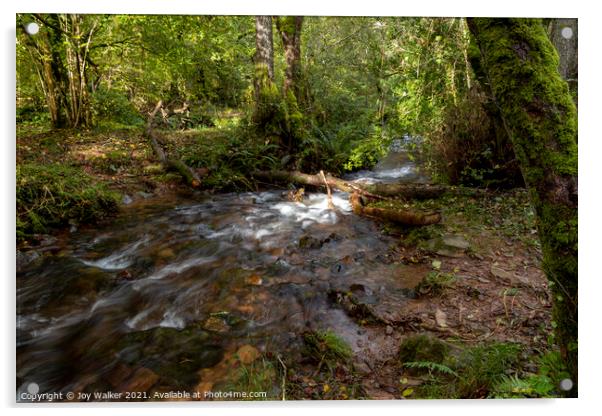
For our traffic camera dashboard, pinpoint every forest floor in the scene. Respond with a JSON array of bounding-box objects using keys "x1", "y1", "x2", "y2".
[
  {"x1": 16, "y1": 123, "x2": 561, "y2": 400},
  {"x1": 279, "y1": 190, "x2": 556, "y2": 400},
  {"x1": 16, "y1": 122, "x2": 223, "y2": 200}
]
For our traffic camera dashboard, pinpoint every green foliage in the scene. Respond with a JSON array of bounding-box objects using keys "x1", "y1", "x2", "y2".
[
  {"x1": 180, "y1": 127, "x2": 280, "y2": 191},
  {"x1": 408, "y1": 341, "x2": 523, "y2": 399},
  {"x1": 403, "y1": 361, "x2": 458, "y2": 377},
  {"x1": 491, "y1": 350, "x2": 569, "y2": 398},
  {"x1": 91, "y1": 87, "x2": 144, "y2": 126},
  {"x1": 16, "y1": 163, "x2": 119, "y2": 240},
  {"x1": 426, "y1": 85, "x2": 522, "y2": 187},
  {"x1": 416, "y1": 271, "x2": 456, "y2": 295}
]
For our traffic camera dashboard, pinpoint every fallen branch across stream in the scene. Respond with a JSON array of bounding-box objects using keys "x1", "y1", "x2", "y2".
[
  {"x1": 252, "y1": 170, "x2": 448, "y2": 200},
  {"x1": 253, "y1": 169, "x2": 443, "y2": 226},
  {"x1": 144, "y1": 100, "x2": 202, "y2": 188}
]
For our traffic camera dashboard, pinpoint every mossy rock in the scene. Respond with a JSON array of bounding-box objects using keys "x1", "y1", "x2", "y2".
[
  {"x1": 303, "y1": 329, "x2": 353, "y2": 365},
  {"x1": 399, "y1": 334, "x2": 449, "y2": 367}
]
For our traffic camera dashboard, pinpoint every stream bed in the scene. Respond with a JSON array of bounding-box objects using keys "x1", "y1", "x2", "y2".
[{"x1": 17, "y1": 141, "x2": 431, "y2": 400}]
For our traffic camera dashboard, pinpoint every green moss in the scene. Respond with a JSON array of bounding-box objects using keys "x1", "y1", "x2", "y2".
[
  {"x1": 16, "y1": 163, "x2": 119, "y2": 240},
  {"x1": 303, "y1": 329, "x2": 353, "y2": 366}
]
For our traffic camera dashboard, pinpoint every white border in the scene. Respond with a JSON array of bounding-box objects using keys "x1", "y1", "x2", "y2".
[{"x1": 3, "y1": 1, "x2": 600, "y2": 415}]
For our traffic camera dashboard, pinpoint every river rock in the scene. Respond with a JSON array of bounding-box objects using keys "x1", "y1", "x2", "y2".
[
  {"x1": 490, "y1": 264, "x2": 514, "y2": 281},
  {"x1": 16, "y1": 250, "x2": 40, "y2": 272},
  {"x1": 244, "y1": 274, "x2": 263, "y2": 286},
  {"x1": 118, "y1": 367, "x2": 159, "y2": 393},
  {"x1": 236, "y1": 344, "x2": 260, "y2": 365},
  {"x1": 203, "y1": 315, "x2": 230, "y2": 333},
  {"x1": 299, "y1": 235, "x2": 322, "y2": 249},
  {"x1": 425, "y1": 234, "x2": 470, "y2": 257},
  {"x1": 156, "y1": 248, "x2": 175, "y2": 259}
]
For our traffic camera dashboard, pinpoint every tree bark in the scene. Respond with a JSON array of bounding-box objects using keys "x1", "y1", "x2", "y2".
[
  {"x1": 350, "y1": 193, "x2": 441, "y2": 226},
  {"x1": 252, "y1": 16, "x2": 280, "y2": 130},
  {"x1": 468, "y1": 18, "x2": 578, "y2": 395},
  {"x1": 144, "y1": 101, "x2": 202, "y2": 188},
  {"x1": 548, "y1": 18, "x2": 578, "y2": 97},
  {"x1": 254, "y1": 16, "x2": 275, "y2": 85},
  {"x1": 275, "y1": 16, "x2": 303, "y2": 96}
]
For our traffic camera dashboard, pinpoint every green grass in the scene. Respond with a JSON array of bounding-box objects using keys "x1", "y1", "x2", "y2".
[{"x1": 221, "y1": 358, "x2": 278, "y2": 400}]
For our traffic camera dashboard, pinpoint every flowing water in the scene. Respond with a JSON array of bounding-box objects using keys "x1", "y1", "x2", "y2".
[{"x1": 16, "y1": 139, "x2": 430, "y2": 400}]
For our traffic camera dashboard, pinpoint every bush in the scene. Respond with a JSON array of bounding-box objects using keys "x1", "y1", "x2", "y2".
[
  {"x1": 427, "y1": 86, "x2": 523, "y2": 188},
  {"x1": 16, "y1": 163, "x2": 119, "y2": 240},
  {"x1": 91, "y1": 87, "x2": 144, "y2": 126}
]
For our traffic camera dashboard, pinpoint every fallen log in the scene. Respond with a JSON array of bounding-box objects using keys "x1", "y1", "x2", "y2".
[
  {"x1": 144, "y1": 100, "x2": 202, "y2": 188},
  {"x1": 350, "y1": 192, "x2": 442, "y2": 226},
  {"x1": 252, "y1": 170, "x2": 446, "y2": 199},
  {"x1": 252, "y1": 170, "x2": 492, "y2": 199}
]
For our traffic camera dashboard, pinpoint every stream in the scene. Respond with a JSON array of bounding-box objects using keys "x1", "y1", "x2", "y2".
[{"x1": 17, "y1": 139, "x2": 430, "y2": 400}]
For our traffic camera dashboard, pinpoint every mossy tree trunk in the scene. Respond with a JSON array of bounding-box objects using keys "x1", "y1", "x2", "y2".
[
  {"x1": 252, "y1": 16, "x2": 280, "y2": 132},
  {"x1": 468, "y1": 18, "x2": 578, "y2": 395},
  {"x1": 275, "y1": 16, "x2": 303, "y2": 98},
  {"x1": 274, "y1": 16, "x2": 307, "y2": 154}
]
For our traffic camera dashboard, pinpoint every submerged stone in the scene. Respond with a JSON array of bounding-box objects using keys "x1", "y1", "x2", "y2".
[{"x1": 202, "y1": 316, "x2": 230, "y2": 333}]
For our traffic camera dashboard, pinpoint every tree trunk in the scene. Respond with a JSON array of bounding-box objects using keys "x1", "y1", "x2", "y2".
[
  {"x1": 22, "y1": 14, "x2": 95, "y2": 128},
  {"x1": 252, "y1": 16, "x2": 280, "y2": 131},
  {"x1": 468, "y1": 18, "x2": 578, "y2": 395},
  {"x1": 254, "y1": 16, "x2": 274, "y2": 86},
  {"x1": 275, "y1": 16, "x2": 303, "y2": 96},
  {"x1": 548, "y1": 18, "x2": 578, "y2": 97},
  {"x1": 350, "y1": 193, "x2": 441, "y2": 226}
]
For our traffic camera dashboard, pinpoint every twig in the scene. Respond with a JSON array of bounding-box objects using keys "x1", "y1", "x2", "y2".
[
  {"x1": 319, "y1": 170, "x2": 335, "y2": 210},
  {"x1": 276, "y1": 354, "x2": 287, "y2": 401}
]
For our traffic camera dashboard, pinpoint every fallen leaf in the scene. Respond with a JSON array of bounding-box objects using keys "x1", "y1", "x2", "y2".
[{"x1": 432, "y1": 260, "x2": 442, "y2": 270}]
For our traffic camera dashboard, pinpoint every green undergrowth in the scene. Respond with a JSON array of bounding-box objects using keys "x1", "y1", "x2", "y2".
[
  {"x1": 398, "y1": 334, "x2": 566, "y2": 399},
  {"x1": 16, "y1": 163, "x2": 119, "y2": 241},
  {"x1": 179, "y1": 127, "x2": 281, "y2": 191}
]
